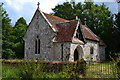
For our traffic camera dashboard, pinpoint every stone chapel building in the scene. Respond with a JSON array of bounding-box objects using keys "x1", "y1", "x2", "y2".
[{"x1": 23, "y1": 6, "x2": 106, "y2": 62}]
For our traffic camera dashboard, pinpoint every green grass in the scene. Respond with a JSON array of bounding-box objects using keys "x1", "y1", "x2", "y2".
[
  {"x1": 2, "y1": 61, "x2": 119, "y2": 78},
  {"x1": 2, "y1": 63, "x2": 63, "y2": 79},
  {"x1": 2, "y1": 63, "x2": 21, "y2": 78},
  {"x1": 86, "y1": 62, "x2": 118, "y2": 78}
]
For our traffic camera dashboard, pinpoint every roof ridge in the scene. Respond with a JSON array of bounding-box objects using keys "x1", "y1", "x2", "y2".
[
  {"x1": 43, "y1": 12, "x2": 69, "y2": 22},
  {"x1": 56, "y1": 20, "x2": 79, "y2": 25}
]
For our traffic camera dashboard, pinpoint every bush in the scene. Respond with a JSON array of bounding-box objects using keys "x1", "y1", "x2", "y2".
[
  {"x1": 2, "y1": 59, "x2": 87, "y2": 79},
  {"x1": 2, "y1": 63, "x2": 20, "y2": 78},
  {"x1": 61, "y1": 58, "x2": 87, "y2": 78},
  {"x1": 19, "y1": 59, "x2": 45, "y2": 79},
  {"x1": 117, "y1": 60, "x2": 120, "y2": 79},
  {"x1": 2, "y1": 49, "x2": 16, "y2": 59}
]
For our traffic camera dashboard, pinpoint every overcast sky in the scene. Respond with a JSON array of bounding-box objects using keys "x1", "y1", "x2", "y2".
[{"x1": 0, "y1": 0, "x2": 119, "y2": 26}]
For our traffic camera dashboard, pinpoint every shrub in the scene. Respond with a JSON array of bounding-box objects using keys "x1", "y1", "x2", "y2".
[
  {"x1": 2, "y1": 49, "x2": 16, "y2": 59},
  {"x1": 2, "y1": 63, "x2": 20, "y2": 78},
  {"x1": 117, "y1": 60, "x2": 120, "y2": 79},
  {"x1": 19, "y1": 59, "x2": 45, "y2": 79},
  {"x1": 61, "y1": 58, "x2": 87, "y2": 78}
]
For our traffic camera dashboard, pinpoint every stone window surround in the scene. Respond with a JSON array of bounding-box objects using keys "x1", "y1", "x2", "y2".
[{"x1": 35, "y1": 36, "x2": 40, "y2": 54}]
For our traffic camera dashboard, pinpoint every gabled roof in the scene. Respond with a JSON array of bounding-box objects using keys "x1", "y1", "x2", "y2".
[
  {"x1": 43, "y1": 13, "x2": 82, "y2": 42},
  {"x1": 81, "y1": 25, "x2": 100, "y2": 41},
  {"x1": 43, "y1": 12, "x2": 69, "y2": 32},
  {"x1": 31, "y1": 10, "x2": 105, "y2": 46},
  {"x1": 81, "y1": 25, "x2": 105, "y2": 46},
  {"x1": 43, "y1": 13, "x2": 81, "y2": 42}
]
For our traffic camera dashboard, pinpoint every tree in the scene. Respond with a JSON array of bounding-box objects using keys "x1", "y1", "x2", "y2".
[
  {"x1": 1, "y1": 3, "x2": 15, "y2": 59},
  {"x1": 113, "y1": 6, "x2": 120, "y2": 53},
  {"x1": 52, "y1": 1, "x2": 115, "y2": 59},
  {"x1": 12, "y1": 17, "x2": 28, "y2": 58},
  {"x1": 1, "y1": 3, "x2": 28, "y2": 59}
]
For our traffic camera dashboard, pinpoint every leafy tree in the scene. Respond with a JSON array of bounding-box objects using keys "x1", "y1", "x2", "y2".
[
  {"x1": 1, "y1": 3, "x2": 15, "y2": 59},
  {"x1": 1, "y1": 3, "x2": 28, "y2": 59},
  {"x1": 113, "y1": 9, "x2": 120, "y2": 53},
  {"x1": 52, "y1": 1, "x2": 115, "y2": 59},
  {"x1": 12, "y1": 17, "x2": 28, "y2": 58}
]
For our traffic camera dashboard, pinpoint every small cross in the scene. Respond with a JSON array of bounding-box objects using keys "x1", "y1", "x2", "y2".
[{"x1": 37, "y1": 2, "x2": 40, "y2": 8}]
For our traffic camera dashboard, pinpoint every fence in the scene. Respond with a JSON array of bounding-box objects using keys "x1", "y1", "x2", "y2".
[{"x1": 86, "y1": 61, "x2": 119, "y2": 78}]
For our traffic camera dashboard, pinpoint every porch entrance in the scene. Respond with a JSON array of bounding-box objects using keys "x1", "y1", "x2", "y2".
[{"x1": 74, "y1": 49, "x2": 79, "y2": 61}]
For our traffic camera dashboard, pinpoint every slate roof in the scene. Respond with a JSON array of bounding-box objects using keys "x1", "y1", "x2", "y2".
[{"x1": 43, "y1": 12, "x2": 105, "y2": 46}]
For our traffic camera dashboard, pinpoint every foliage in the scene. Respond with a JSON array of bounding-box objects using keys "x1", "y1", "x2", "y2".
[
  {"x1": 52, "y1": 1, "x2": 118, "y2": 59},
  {"x1": 86, "y1": 61, "x2": 118, "y2": 78},
  {"x1": 116, "y1": 60, "x2": 120, "y2": 79},
  {"x1": 2, "y1": 59, "x2": 87, "y2": 79},
  {"x1": 1, "y1": 1, "x2": 119, "y2": 60},
  {"x1": 1, "y1": 3, "x2": 15, "y2": 59},
  {"x1": 2, "y1": 63, "x2": 20, "y2": 78},
  {"x1": 61, "y1": 59, "x2": 87, "y2": 78},
  {"x1": 113, "y1": 12, "x2": 120, "y2": 53},
  {"x1": 12, "y1": 17, "x2": 28, "y2": 58},
  {"x1": 1, "y1": 3, "x2": 28, "y2": 59},
  {"x1": 2, "y1": 59, "x2": 119, "y2": 79},
  {"x1": 19, "y1": 60, "x2": 45, "y2": 79},
  {"x1": 2, "y1": 49, "x2": 15, "y2": 59}
]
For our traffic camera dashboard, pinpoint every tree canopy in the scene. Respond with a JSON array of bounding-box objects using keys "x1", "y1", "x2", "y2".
[
  {"x1": 1, "y1": 3, "x2": 15, "y2": 59},
  {"x1": 52, "y1": 1, "x2": 119, "y2": 59},
  {"x1": 1, "y1": 3, "x2": 28, "y2": 59},
  {"x1": 12, "y1": 17, "x2": 28, "y2": 58}
]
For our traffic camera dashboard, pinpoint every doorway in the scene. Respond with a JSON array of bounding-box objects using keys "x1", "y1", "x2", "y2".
[{"x1": 74, "y1": 49, "x2": 79, "y2": 61}]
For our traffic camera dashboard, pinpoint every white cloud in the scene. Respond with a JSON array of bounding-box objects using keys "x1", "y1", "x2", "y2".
[
  {"x1": 3, "y1": 0, "x2": 69, "y2": 24},
  {"x1": 4, "y1": 0, "x2": 68, "y2": 13},
  {"x1": 3, "y1": 0, "x2": 118, "y2": 13},
  {"x1": 2, "y1": 0, "x2": 118, "y2": 25}
]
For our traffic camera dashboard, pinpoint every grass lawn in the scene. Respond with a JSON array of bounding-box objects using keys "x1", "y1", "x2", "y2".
[
  {"x1": 2, "y1": 64, "x2": 20, "y2": 78},
  {"x1": 86, "y1": 62, "x2": 118, "y2": 78},
  {"x1": 2, "y1": 63, "x2": 63, "y2": 79},
  {"x1": 2, "y1": 63, "x2": 21, "y2": 78}
]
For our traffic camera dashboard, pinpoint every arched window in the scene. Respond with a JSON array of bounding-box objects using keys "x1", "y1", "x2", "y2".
[
  {"x1": 90, "y1": 47, "x2": 94, "y2": 54},
  {"x1": 35, "y1": 36, "x2": 40, "y2": 54},
  {"x1": 35, "y1": 39, "x2": 38, "y2": 54},
  {"x1": 61, "y1": 44, "x2": 63, "y2": 61},
  {"x1": 38, "y1": 39, "x2": 40, "y2": 54}
]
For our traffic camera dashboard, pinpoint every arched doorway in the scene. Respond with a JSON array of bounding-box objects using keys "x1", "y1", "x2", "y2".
[
  {"x1": 74, "y1": 49, "x2": 79, "y2": 61},
  {"x1": 73, "y1": 45, "x2": 83, "y2": 61}
]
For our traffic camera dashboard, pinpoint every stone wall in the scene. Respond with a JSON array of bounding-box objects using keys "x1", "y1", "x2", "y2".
[
  {"x1": 82, "y1": 40, "x2": 100, "y2": 62},
  {"x1": 24, "y1": 10, "x2": 55, "y2": 61},
  {"x1": 69, "y1": 43, "x2": 83, "y2": 61},
  {"x1": 53, "y1": 43, "x2": 70, "y2": 61},
  {"x1": 99, "y1": 46, "x2": 106, "y2": 62},
  {"x1": 24, "y1": 9, "x2": 105, "y2": 62}
]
